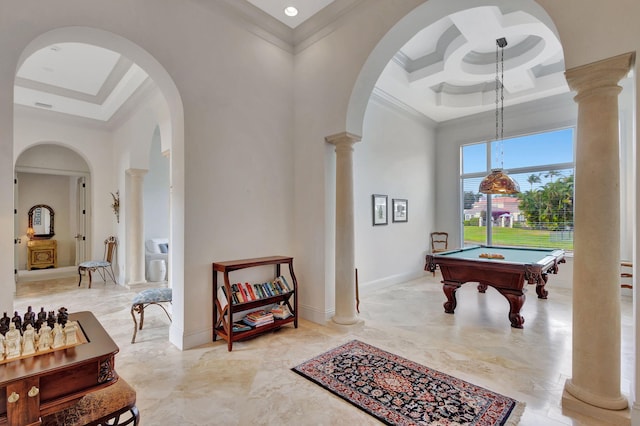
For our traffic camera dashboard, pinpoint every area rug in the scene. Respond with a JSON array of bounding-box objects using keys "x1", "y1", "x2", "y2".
[{"x1": 291, "y1": 340, "x2": 524, "y2": 425}]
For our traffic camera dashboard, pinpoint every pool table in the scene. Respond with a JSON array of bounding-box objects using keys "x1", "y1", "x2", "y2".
[{"x1": 425, "y1": 245, "x2": 565, "y2": 328}]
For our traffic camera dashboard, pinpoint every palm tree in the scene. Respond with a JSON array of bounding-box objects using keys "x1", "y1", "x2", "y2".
[
  {"x1": 544, "y1": 170, "x2": 563, "y2": 183},
  {"x1": 527, "y1": 174, "x2": 541, "y2": 191}
]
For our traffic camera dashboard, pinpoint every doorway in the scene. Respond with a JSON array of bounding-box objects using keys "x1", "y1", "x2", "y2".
[{"x1": 15, "y1": 144, "x2": 90, "y2": 282}]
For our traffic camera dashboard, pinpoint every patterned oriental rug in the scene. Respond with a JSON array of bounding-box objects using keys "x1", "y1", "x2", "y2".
[{"x1": 292, "y1": 340, "x2": 524, "y2": 426}]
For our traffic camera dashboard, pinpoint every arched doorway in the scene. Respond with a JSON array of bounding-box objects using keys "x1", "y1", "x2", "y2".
[
  {"x1": 15, "y1": 144, "x2": 91, "y2": 281},
  {"x1": 11, "y1": 26, "x2": 185, "y2": 348}
]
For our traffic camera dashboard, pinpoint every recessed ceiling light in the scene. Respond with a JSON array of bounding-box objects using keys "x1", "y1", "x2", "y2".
[{"x1": 284, "y1": 6, "x2": 298, "y2": 17}]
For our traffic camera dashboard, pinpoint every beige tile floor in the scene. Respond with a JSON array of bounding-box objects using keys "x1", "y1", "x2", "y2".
[{"x1": 12, "y1": 272, "x2": 632, "y2": 425}]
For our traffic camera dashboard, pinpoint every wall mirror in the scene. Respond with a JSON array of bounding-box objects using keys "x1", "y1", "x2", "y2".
[{"x1": 28, "y1": 204, "x2": 55, "y2": 240}]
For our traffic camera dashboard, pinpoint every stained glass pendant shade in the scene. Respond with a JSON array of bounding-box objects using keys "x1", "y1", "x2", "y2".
[{"x1": 479, "y1": 37, "x2": 520, "y2": 195}]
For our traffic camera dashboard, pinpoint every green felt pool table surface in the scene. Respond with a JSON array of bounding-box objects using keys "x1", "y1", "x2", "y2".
[{"x1": 435, "y1": 245, "x2": 563, "y2": 265}]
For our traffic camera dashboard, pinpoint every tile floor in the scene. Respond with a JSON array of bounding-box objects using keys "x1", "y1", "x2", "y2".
[{"x1": 12, "y1": 272, "x2": 632, "y2": 425}]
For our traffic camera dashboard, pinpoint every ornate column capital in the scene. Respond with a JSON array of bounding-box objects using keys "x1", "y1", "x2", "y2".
[
  {"x1": 126, "y1": 168, "x2": 148, "y2": 178},
  {"x1": 325, "y1": 132, "x2": 361, "y2": 150},
  {"x1": 565, "y1": 52, "x2": 634, "y2": 102}
]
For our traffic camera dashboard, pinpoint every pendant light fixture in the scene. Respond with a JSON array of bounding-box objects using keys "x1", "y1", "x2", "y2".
[{"x1": 479, "y1": 37, "x2": 520, "y2": 195}]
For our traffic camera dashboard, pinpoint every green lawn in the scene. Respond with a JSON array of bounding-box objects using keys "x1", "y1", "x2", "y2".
[{"x1": 464, "y1": 226, "x2": 573, "y2": 250}]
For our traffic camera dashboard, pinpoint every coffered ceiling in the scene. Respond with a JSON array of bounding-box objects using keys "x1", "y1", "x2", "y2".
[
  {"x1": 15, "y1": 42, "x2": 149, "y2": 122},
  {"x1": 13, "y1": 2, "x2": 568, "y2": 124}
]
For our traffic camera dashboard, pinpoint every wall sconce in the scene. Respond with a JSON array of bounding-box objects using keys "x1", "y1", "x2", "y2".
[
  {"x1": 26, "y1": 227, "x2": 35, "y2": 240},
  {"x1": 110, "y1": 191, "x2": 120, "y2": 223}
]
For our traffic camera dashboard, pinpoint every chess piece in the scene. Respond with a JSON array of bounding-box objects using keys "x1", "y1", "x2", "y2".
[
  {"x1": 35, "y1": 307, "x2": 47, "y2": 331},
  {"x1": 0, "y1": 333, "x2": 5, "y2": 360},
  {"x1": 0, "y1": 312, "x2": 9, "y2": 336},
  {"x1": 23, "y1": 306, "x2": 35, "y2": 331},
  {"x1": 38, "y1": 324, "x2": 52, "y2": 352},
  {"x1": 64, "y1": 321, "x2": 78, "y2": 345},
  {"x1": 47, "y1": 311, "x2": 56, "y2": 329},
  {"x1": 52, "y1": 323, "x2": 65, "y2": 349},
  {"x1": 5, "y1": 322, "x2": 21, "y2": 359},
  {"x1": 11, "y1": 311, "x2": 22, "y2": 334},
  {"x1": 22, "y1": 324, "x2": 36, "y2": 356},
  {"x1": 57, "y1": 307, "x2": 69, "y2": 326}
]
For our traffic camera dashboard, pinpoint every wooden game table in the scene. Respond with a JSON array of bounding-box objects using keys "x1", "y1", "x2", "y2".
[
  {"x1": 0, "y1": 311, "x2": 119, "y2": 426},
  {"x1": 425, "y1": 245, "x2": 565, "y2": 328}
]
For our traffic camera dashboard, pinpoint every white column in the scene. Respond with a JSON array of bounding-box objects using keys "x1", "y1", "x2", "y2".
[
  {"x1": 126, "y1": 168, "x2": 148, "y2": 285},
  {"x1": 326, "y1": 132, "x2": 361, "y2": 325},
  {"x1": 562, "y1": 53, "x2": 633, "y2": 421}
]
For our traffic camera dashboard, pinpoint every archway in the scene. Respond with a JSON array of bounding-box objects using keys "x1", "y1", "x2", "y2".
[
  {"x1": 328, "y1": 0, "x2": 565, "y2": 321},
  {"x1": 14, "y1": 143, "x2": 91, "y2": 281},
  {"x1": 12, "y1": 26, "x2": 185, "y2": 348}
]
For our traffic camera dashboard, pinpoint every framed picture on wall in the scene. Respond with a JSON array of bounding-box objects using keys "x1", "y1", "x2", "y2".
[
  {"x1": 372, "y1": 194, "x2": 388, "y2": 226},
  {"x1": 392, "y1": 199, "x2": 408, "y2": 223}
]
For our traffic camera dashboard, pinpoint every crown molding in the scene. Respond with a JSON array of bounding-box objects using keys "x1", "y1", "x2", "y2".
[
  {"x1": 193, "y1": 0, "x2": 367, "y2": 54},
  {"x1": 191, "y1": 0, "x2": 294, "y2": 53},
  {"x1": 371, "y1": 87, "x2": 437, "y2": 128},
  {"x1": 293, "y1": 0, "x2": 366, "y2": 53}
]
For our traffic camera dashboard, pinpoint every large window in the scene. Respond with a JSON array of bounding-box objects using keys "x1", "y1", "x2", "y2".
[{"x1": 461, "y1": 128, "x2": 574, "y2": 250}]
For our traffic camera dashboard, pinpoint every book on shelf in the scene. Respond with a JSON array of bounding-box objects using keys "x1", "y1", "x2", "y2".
[
  {"x1": 243, "y1": 310, "x2": 274, "y2": 327},
  {"x1": 253, "y1": 283, "x2": 264, "y2": 299},
  {"x1": 267, "y1": 281, "x2": 279, "y2": 295},
  {"x1": 232, "y1": 321, "x2": 252, "y2": 332},
  {"x1": 244, "y1": 282, "x2": 256, "y2": 300},
  {"x1": 271, "y1": 303, "x2": 292, "y2": 319},
  {"x1": 272, "y1": 278, "x2": 284, "y2": 294},
  {"x1": 261, "y1": 282, "x2": 272, "y2": 297},
  {"x1": 279, "y1": 275, "x2": 292, "y2": 292},
  {"x1": 217, "y1": 286, "x2": 229, "y2": 310},
  {"x1": 232, "y1": 283, "x2": 245, "y2": 303},
  {"x1": 237, "y1": 283, "x2": 249, "y2": 302}
]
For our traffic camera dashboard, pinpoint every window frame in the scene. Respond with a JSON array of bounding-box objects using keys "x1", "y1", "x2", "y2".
[{"x1": 460, "y1": 127, "x2": 576, "y2": 249}]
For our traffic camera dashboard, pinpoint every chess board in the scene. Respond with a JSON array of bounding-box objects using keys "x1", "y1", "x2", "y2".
[{"x1": 0, "y1": 322, "x2": 88, "y2": 366}]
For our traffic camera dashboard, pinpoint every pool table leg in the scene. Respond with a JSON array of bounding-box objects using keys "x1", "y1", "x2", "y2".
[
  {"x1": 442, "y1": 281, "x2": 461, "y2": 313},
  {"x1": 535, "y1": 273, "x2": 549, "y2": 299},
  {"x1": 501, "y1": 290, "x2": 526, "y2": 328}
]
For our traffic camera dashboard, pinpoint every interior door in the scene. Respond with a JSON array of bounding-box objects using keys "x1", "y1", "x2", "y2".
[{"x1": 75, "y1": 176, "x2": 87, "y2": 264}]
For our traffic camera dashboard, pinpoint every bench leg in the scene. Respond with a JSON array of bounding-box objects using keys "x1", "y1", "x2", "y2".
[{"x1": 131, "y1": 304, "x2": 144, "y2": 343}]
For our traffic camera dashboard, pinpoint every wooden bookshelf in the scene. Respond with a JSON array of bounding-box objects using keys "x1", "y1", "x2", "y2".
[{"x1": 212, "y1": 256, "x2": 298, "y2": 351}]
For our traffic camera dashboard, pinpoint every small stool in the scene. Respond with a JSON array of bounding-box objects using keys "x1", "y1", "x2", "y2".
[
  {"x1": 131, "y1": 287, "x2": 172, "y2": 343},
  {"x1": 41, "y1": 377, "x2": 139, "y2": 426},
  {"x1": 148, "y1": 259, "x2": 167, "y2": 282}
]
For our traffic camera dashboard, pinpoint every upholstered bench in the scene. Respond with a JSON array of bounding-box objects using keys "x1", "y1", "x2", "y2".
[
  {"x1": 41, "y1": 377, "x2": 139, "y2": 426},
  {"x1": 130, "y1": 287, "x2": 172, "y2": 343}
]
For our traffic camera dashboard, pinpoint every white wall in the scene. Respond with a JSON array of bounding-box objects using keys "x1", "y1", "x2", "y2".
[
  {"x1": 355, "y1": 94, "x2": 436, "y2": 289},
  {"x1": 144, "y1": 128, "x2": 169, "y2": 242}
]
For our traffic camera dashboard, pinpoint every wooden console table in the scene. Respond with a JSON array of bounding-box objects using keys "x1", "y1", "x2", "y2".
[
  {"x1": 0, "y1": 311, "x2": 119, "y2": 426},
  {"x1": 27, "y1": 240, "x2": 57, "y2": 270}
]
